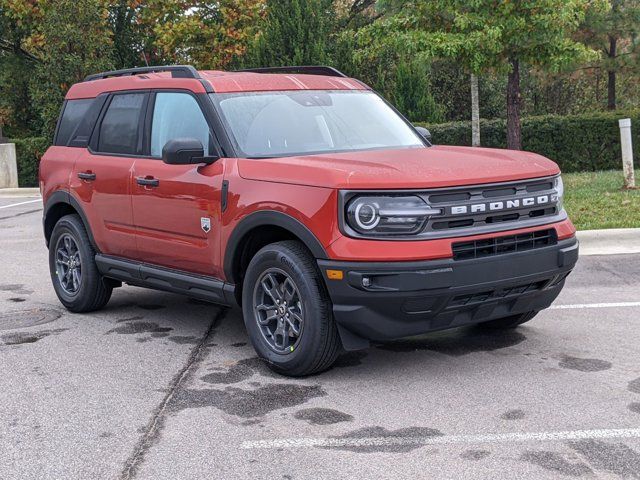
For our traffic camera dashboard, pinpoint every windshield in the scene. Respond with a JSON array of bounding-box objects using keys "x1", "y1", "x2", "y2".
[{"x1": 211, "y1": 91, "x2": 425, "y2": 158}]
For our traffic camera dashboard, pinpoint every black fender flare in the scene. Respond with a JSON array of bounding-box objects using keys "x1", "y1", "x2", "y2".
[
  {"x1": 223, "y1": 210, "x2": 327, "y2": 283},
  {"x1": 43, "y1": 191, "x2": 99, "y2": 251}
]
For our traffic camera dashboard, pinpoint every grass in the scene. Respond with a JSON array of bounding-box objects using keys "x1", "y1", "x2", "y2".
[{"x1": 563, "y1": 169, "x2": 640, "y2": 230}]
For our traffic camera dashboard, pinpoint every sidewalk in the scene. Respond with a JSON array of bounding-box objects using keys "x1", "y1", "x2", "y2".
[{"x1": 0, "y1": 187, "x2": 40, "y2": 197}]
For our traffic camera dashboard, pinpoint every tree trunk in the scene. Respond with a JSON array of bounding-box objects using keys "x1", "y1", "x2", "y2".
[
  {"x1": 470, "y1": 73, "x2": 480, "y2": 147},
  {"x1": 607, "y1": 36, "x2": 617, "y2": 110},
  {"x1": 506, "y1": 57, "x2": 522, "y2": 150}
]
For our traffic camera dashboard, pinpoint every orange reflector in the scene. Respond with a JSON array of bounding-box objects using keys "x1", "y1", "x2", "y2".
[{"x1": 326, "y1": 269, "x2": 344, "y2": 280}]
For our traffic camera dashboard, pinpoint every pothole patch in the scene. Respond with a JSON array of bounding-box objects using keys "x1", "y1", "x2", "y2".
[{"x1": 0, "y1": 308, "x2": 62, "y2": 331}]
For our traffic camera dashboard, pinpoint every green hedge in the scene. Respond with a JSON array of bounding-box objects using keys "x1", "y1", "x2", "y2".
[
  {"x1": 417, "y1": 111, "x2": 640, "y2": 173},
  {"x1": 10, "y1": 137, "x2": 50, "y2": 187}
]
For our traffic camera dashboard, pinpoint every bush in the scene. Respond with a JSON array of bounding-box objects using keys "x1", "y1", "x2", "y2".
[
  {"x1": 417, "y1": 111, "x2": 640, "y2": 173},
  {"x1": 10, "y1": 137, "x2": 50, "y2": 187}
]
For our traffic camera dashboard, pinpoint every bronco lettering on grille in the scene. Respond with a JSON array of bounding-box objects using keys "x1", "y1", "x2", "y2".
[{"x1": 448, "y1": 194, "x2": 558, "y2": 216}]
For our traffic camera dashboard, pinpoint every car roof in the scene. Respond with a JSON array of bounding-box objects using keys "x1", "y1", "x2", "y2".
[{"x1": 65, "y1": 70, "x2": 369, "y2": 100}]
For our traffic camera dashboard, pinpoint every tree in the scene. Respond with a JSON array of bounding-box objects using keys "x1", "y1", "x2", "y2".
[
  {"x1": 247, "y1": 0, "x2": 333, "y2": 67},
  {"x1": 392, "y1": 60, "x2": 443, "y2": 123},
  {"x1": 142, "y1": 0, "x2": 264, "y2": 69},
  {"x1": 361, "y1": 0, "x2": 601, "y2": 149},
  {"x1": 30, "y1": 0, "x2": 115, "y2": 137},
  {"x1": 579, "y1": 0, "x2": 640, "y2": 110}
]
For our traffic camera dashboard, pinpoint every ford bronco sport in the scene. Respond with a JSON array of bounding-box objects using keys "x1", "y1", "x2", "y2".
[{"x1": 40, "y1": 65, "x2": 579, "y2": 376}]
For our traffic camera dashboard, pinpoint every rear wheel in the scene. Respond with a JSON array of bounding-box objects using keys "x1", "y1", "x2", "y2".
[
  {"x1": 242, "y1": 240, "x2": 340, "y2": 377},
  {"x1": 49, "y1": 214, "x2": 112, "y2": 313},
  {"x1": 478, "y1": 311, "x2": 538, "y2": 330}
]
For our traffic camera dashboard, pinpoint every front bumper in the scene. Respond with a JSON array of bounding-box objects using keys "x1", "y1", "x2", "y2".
[{"x1": 318, "y1": 237, "x2": 579, "y2": 350}]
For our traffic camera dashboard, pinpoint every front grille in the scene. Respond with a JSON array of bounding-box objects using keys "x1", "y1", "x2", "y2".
[
  {"x1": 452, "y1": 229, "x2": 557, "y2": 261},
  {"x1": 423, "y1": 177, "x2": 560, "y2": 233}
]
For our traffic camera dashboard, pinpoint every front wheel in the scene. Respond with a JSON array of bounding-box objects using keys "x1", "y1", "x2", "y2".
[
  {"x1": 242, "y1": 241, "x2": 340, "y2": 377},
  {"x1": 478, "y1": 311, "x2": 539, "y2": 330}
]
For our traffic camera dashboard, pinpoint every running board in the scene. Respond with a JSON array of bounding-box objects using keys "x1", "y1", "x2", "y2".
[{"x1": 95, "y1": 254, "x2": 235, "y2": 306}]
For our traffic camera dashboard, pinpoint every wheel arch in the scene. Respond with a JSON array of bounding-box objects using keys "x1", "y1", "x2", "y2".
[
  {"x1": 43, "y1": 191, "x2": 98, "y2": 251},
  {"x1": 223, "y1": 210, "x2": 327, "y2": 288}
]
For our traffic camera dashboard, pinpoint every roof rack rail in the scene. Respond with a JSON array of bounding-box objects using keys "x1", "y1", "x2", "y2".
[
  {"x1": 237, "y1": 66, "x2": 348, "y2": 78},
  {"x1": 84, "y1": 65, "x2": 200, "y2": 82}
]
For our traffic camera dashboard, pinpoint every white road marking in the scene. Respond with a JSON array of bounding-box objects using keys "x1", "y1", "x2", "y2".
[
  {"x1": 241, "y1": 427, "x2": 640, "y2": 450},
  {"x1": 550, "y1": 302, "x2": 640, "y2": 310},
  {"x1": 0, "y1": 199, "x2": 42, "y2": 210}
]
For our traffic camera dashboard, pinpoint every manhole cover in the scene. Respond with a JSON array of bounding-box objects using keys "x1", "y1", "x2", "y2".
[{"x1": 0, "y1": 308, "x2": 62, "y2": 331}]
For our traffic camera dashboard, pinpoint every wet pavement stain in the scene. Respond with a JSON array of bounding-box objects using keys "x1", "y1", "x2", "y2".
[
  {"x1": 116, "y1": 316, "x2": 145, "y2": 323},
  {"x1": 294, "y1": 408, "x2": 354, "y2": 425},
  {"x1": 461, "y1": 449, "x2": 491, "y2": 461},
  {"x1": 323, "y1": 426, "x2": 444, "y2": 453},
  {"x1": 521, "y1": 450, "x2": 593, "y2": 477},
  {"x1": 106, "y1": 321, "x2": 173, "y2": 335},
  {"x1": 200, "y1": 357, "x2": 277, "y2": 385},
  {"x1": 377, "y1": 328, "x2": 526, "y2": 356},
  {"x1": 0, "y1": 284, "x2": 34, "y2": 295},
  {"x1": 2, "y1": 328, "x2": 67, "y2": 346},
  {"x1": 168, "y1": 336, "x2": 200, "y2": 345},
  {"x1": 138, "y1": 304, "x2": 166, "y2": 311},
  {"x1": 568, "y1": 440, "x2": 640, "y2": 478},
  {"x1": 628, "y1": 377, "x2": 640, "y2": 394},
  {"x1": 501, "y1": 409, "x2": 525, "y2": 420},
  {"x1": 170, "y1": 383, "x2": 327, "y2": 417},
  {"x1": 629, "y1": 403, "x2": 640, "y2": 414},
  {"x1": 558, "y1": 355, "x2": 612, "y2": 372},
  {"x1": 332, "y1": 351, "x2": 367, "y2": 368}
]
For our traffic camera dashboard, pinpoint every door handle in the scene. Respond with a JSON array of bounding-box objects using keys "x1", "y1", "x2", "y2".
[
  {"x1": 77, "y1": 171, "x2": 96, "y2": 181},
  {"x1": 136, "y1": 176, "x2": 159, "y2": 187}
]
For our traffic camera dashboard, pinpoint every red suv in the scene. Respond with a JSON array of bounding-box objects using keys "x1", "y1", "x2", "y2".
[{"x1": 40, "y1": 65, "x2": 578, "y2": 376}]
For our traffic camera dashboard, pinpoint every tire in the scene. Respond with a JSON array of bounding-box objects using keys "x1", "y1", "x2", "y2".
[
  {"x1": 242, "y1": 240, "x2": 340, "y2": 377},
  {"x1": 48, "y1": 214, "x2": 112, "y2": 313},
  {"x1": 478, "y1": 311, "x2": 539, "y2": 330}
]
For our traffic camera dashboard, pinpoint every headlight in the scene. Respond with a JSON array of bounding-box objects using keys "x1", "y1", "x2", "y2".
[
  {"x1": 554, "y1": 176, "x2": 564, "y2": 211},
  {"x1": 345, "y1": 195, "x2": 441, "y2": 236}
]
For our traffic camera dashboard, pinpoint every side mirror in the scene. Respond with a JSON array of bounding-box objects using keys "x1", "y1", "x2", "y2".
[
  {"x1": 414, "y1": 126, "x2": 432, "y2": 142},
  {"x1": 162, "y1": 138, "x2": 218, "y2": 165}
]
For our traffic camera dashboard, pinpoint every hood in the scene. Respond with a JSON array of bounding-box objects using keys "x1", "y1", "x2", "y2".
[{"x1": 237, "y1": 146, "x2": 560, "y2": 190}]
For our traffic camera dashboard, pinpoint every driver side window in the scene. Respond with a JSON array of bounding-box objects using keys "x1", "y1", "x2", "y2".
[{"x1": 150, "y1": 92, "x2": 211, "y2": 157}]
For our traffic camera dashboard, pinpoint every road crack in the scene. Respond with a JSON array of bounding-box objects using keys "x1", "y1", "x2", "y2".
[{"x1": 119, "y1": 307, "x2": 227, "y2": 480}]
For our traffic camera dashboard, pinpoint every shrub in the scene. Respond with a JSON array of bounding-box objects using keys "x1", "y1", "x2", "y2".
[
  {"x1": 417, "y1": 111, "x2": 640, "y2": 173},
  {"x1": 10, "y1": 137, "x2": 50, "y2": 187}
]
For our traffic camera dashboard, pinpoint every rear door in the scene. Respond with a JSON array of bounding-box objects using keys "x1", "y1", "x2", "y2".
[
  {"x1": 70, "y1": 91, "x2": 148, "y2": 258},
  {"x1": 130, "y1": 90, "x2": 225, "y2": 278}
]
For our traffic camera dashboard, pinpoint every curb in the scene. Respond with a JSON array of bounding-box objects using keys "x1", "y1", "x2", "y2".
[
  {"x1": 577, "y1": 228, "x2": 640, "y2": 256},
  {"x1": 0, "y1": 187, "x2": 40, "y2": 197}
]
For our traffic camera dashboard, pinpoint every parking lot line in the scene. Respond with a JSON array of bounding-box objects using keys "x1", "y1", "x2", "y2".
[
  {"x1": 0, "y1": 199, "x2": 42, "y2": 210},
  {"x1": 550, "y1": 301, "x2": 640, "y2": 310},
  {"x1": 241, "y1": 427, "x2": 640, "y2": 450}
]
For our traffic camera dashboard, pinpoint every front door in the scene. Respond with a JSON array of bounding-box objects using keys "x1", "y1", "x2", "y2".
[{"x1": 130, "y1": 91, "x2": 225, "y2": 278}]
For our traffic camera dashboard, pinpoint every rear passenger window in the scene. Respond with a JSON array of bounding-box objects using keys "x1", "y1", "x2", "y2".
[
  {"x1": 98, "y1": 93, "x2": 145, "y2": 155},
  {"x1": 150, "y1": 92, "x2": 210, "y2": 157},
  {"x1": 55, "y1": 99, "x2": 93, "y2": 146}
]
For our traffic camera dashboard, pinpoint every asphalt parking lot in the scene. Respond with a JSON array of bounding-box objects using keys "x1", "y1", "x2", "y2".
[{"x1": 1, "y1": 196, "x2": 640, "y2": 479}]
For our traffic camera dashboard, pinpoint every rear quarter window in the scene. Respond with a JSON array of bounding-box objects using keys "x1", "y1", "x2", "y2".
[{"x1": 54, "y1": 99, "x2": 94, "y2": 146}]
